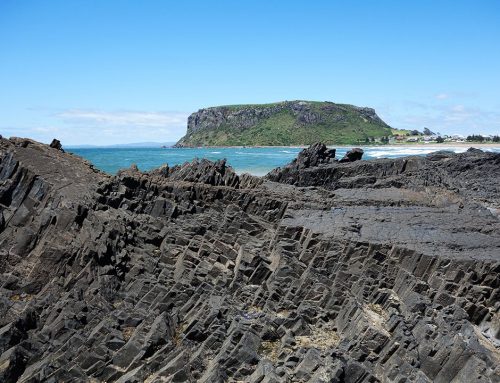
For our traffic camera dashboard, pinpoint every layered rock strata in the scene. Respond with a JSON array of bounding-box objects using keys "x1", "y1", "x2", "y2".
[{"x1": 0, "y1": 137, "x2": 499, "y2": 382}]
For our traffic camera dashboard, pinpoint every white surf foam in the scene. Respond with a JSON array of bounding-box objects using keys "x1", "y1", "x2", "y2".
[{"x1": 367, "y1": 146, "x2": 468, "y2": 158}]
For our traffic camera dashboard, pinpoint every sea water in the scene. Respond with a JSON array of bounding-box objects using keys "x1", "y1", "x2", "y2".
[{"x1": 68, "y1": 146, "x2": 500, "y2": 176}]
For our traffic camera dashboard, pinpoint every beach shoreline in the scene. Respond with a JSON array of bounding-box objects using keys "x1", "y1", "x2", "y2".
[{"x1": 175, "y1": 142, "x2": 500, "y2": 149}]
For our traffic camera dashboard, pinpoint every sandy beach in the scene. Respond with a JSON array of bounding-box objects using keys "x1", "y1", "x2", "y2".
[
  {"x1": 181, "y1": 143, "x2": 500, "y2": 149},
  {"x1": 384, "y1": 142, "x2": 500, "y2": 148}
]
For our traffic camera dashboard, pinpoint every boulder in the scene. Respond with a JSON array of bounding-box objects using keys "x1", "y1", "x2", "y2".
[
  {"x1": 49, "y1": 138, "x2": 63, "y2": 151},
  {"x1": 339, "y1": 147, "x2": 364, "y2": 162}
]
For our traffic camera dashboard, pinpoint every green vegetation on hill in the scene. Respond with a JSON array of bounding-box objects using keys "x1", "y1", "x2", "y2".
[
  {"x1": 391, "y1": 128, "x2": 413, "y2": 136},
  {"x1": 176, "y1": 101, "x2": 393, "y2": 147}
]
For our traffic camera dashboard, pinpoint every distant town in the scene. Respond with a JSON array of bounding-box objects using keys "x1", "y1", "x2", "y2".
[{"x1": 381, "y1": 128, "x2": 500, "y2": 144}]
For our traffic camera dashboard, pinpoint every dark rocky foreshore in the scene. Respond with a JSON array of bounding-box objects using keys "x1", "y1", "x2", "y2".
[{"x1": 0, "y1": 137, "x2": 499, "y2": 382}]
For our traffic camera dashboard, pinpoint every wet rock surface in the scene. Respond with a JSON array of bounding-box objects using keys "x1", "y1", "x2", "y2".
[
  {"x1": 339, "y1": 148, "x2": 363, "y2": 163},
  {"x1": 0, "y1": 138, "x2": 499, "y2": 382}
]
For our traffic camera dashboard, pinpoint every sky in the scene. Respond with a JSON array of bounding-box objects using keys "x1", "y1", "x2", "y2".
[{"x1": 1, "y1": 0, "x2": 500, "y2": 145}]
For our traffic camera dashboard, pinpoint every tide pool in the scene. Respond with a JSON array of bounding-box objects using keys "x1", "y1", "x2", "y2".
[{"x1": 67, "y1": 145, "x2": 500, "y2": 176}]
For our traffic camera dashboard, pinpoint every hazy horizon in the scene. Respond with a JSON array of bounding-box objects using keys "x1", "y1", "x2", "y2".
[{"x1": 1, "y1": 1, "x2": 500, "y2": 145}]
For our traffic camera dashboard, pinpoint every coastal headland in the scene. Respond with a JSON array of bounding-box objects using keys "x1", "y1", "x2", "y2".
[
  {"x1": 174, "y1": 100, "x2": 393, "y2": 147},
  {"x1": 174, "y1": 100, "x2": 499, "y2": 149}
]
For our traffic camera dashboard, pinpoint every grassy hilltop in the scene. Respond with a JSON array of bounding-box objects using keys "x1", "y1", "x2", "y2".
[{"x1": 175, "y1": 100, "x2": 393, "y2": 147}]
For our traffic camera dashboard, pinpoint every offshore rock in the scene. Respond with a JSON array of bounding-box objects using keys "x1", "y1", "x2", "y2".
[
  {"x1": 339, "y1": 147, "x2": 363, "y2": 163},
  {"x1": 0, "y1": 138, "x2": 499, "y2": 382}
]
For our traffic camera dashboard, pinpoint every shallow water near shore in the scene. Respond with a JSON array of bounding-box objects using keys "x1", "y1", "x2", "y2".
[{"x1": 68, "y1": 145, "x2": 500, "y2": 176}]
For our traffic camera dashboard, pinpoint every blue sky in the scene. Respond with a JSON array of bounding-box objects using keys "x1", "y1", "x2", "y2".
[{"x1": 1, "y1": 0, "x2": 499, "y2": 145}]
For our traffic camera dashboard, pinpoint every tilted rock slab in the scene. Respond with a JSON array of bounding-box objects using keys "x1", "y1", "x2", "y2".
[{"x1": 0, "y1": 137, "x2": 499, "y2": 382}]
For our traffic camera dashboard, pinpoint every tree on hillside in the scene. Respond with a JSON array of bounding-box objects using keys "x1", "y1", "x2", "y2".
[
  {"x1": 467, "y1": 135, "x2": 485, "y2": 142},
  {"x1": 423, "y1": 127, "x2": 435, "y2": 136},
  {"x1": 436, "y1": 136, "x2": 444, "y2": 143}
]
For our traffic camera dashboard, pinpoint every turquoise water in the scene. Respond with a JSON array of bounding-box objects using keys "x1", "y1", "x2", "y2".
[{"x1": 68, "y1": 145, "x2": 500, "y2": 176}]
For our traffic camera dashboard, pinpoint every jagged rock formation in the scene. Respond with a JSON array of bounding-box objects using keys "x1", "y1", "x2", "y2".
[
  {"x1": 1, "y1": 137, "x2": 499, "y2": 382},
  {"x1": 175, "y1": 101, "x2": 392, "y2": 147},
  {"x1": 49, "y1": 139, "x2": 63, "y2": 151},
  {"x1": 339, "y1": 148, "x2": 364, "y2": 163},
  {"x1": 266, "y1": 144, "x2": 364, "y2": 184}
]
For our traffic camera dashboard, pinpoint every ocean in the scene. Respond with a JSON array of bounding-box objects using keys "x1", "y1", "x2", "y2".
[{"x1": 67, "y1": 145, "x2": 500, "y2": 176}]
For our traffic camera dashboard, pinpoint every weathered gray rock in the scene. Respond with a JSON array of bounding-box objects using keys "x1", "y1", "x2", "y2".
[
  {"x1": 0, "y1": 138, "x2": 499, "y2": 382},
  {"x1": 267, "y1": 143, "x2": 337, "y2": 184},
  {"x1": 339, "y1": 147, "x2": 363, "y2": 162},
  {"x1": 49, "y1": 138, "x2": 63, "y2": 151}
]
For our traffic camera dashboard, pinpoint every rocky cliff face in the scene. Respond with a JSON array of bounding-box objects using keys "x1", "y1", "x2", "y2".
[
  {"x1": 1, "y1": 137, "x2": 499, "y2": 382},
  {"x1": 175, "y1": 101, "x2": 392, "y2": 147}
]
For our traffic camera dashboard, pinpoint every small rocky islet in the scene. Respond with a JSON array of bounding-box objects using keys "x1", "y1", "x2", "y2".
[{"x1": 0, "y1": 136, "x2": 499, "y2": 382}]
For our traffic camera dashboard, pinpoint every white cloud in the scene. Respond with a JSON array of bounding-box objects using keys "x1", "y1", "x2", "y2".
[
  {"x1": 56, "y1": 109, "x2": 189, "y2": 128},
  {"x1": 378, "y1": 100, "x2": 500, "y2": 136},
  {"x1": 1, "y1": 109, "x2": 191, "y2": 146},
  {"x1": 27, "y1": 108, "x2": 193, "y2": 145},
  {"x1": 434, "y1": 91, "x2": 477, "y2": 100},
  {"x1": 33, "y1": 126, "x2": 61, "y2": 133},
  {"x1": 435, "y1": 93, "x2": 449, "y2": 100},
  {"x1": 451, "y1": 105, "x2": 465, "y2": 112}
]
